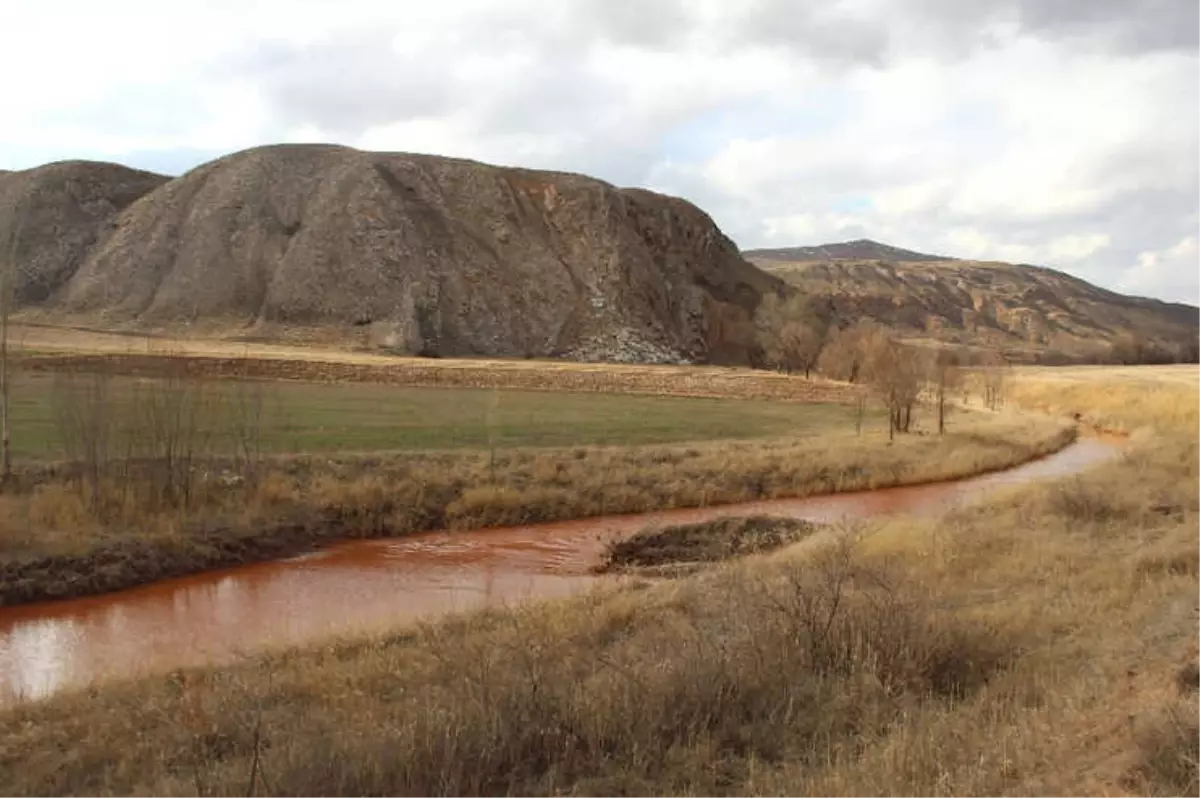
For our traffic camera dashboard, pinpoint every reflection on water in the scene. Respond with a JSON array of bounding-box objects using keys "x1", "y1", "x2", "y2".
[
  {"x1": 2, "y1": 617, "x2": 82, "y2": 701},
  {"x1": 0, "y1": 436, "x2": 1122, "y2": 706}
]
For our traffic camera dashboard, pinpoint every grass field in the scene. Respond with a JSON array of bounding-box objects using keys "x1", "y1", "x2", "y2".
[
  {"x1": 0, "y1": 367, "x2": 1190, "y2": 796},
  {"x1": 10, "y1": 370, "x2": 872, "y2": 460}
]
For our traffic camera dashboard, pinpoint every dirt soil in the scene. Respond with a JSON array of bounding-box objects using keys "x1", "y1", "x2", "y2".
[{"x1": 597, "y1": 515, "x2": 817, "y2": 574}]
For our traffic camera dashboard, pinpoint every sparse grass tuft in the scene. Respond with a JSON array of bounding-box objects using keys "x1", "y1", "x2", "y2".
[
  {"x1": 1176, "y1": 662, "x2": 1200, "y2": 694},
  {"x1": 1126, "y1": 699, "x2": 1200, "y2": 797}
]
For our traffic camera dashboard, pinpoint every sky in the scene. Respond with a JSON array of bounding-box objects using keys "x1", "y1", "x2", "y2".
[{"x1": 2, "y1": 0, "x2": 1197, "y2": 304}]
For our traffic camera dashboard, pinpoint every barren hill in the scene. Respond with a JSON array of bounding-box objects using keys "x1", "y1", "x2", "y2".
[
  {"x1": 746, "y1": 239, "x2": 952, "y2": 263},
  {"x1": 751, "y1": 253, "x2": 1199, "y2": 362},
  {"x1": 0, "y1": 145, "x2": 781, "y2": 364},
  {"x1": 0, "y1": 160, "x2": 169, "y2": 304}
]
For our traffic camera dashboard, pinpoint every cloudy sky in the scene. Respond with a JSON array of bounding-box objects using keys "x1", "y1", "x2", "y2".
[{"x1": 3, "y1": 0, "x2": 1197, "y2": 303}]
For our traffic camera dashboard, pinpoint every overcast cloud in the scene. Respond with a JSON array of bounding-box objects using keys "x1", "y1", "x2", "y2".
[{"x1": 2, "y1": 0, "x2": 1196, "y2": 303}]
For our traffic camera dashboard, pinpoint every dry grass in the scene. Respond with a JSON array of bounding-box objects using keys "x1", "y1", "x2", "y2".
[
  {"x1": 1, "y1": 536, "x2": 1019, "y2": 796},
  {"x1": 10, "y1": 322, "x2": 859, "y2": 403},
  {"x1": 0, "y1": 412, "x2": 1070, "y2": 605},
  {"x1": 0, "y1": 366, "x2": 1193, "y2": 796}
]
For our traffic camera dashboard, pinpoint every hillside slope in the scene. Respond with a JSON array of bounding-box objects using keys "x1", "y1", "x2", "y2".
[
  {"x1": 751, "y1": 254, "x2": 1198, "y2": 361},
  {"x1": 1, "y1": 145, "x2": 782, "y2": 364},
  {"x1": 0, "y1": 161, "x2": 168, "y2": 304},
  {"x1": 746, "y1": 238, "x2": 952, "y2": 263}
]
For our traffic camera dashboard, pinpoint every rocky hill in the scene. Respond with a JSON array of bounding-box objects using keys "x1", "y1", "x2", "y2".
[
  {"x1": 746, "y1": 239, "x2": 952, "y2": 264},
  {"x1": 751, "y1": 252, "x2": 1199, "y2": 362},
  {"x1": 0, "y1": 145, "x2": 782, "y2": 364},
  {"x1": 0, "y1": 161, "x2": 169, "y2": 304}
]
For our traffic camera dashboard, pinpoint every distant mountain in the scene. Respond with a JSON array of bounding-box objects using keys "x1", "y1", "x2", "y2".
[
  {"x1": 0, "y1": 145, "x2": 783, "y2": 365},
  {"x1": 749, "y1": 253, "x2": 1199, "y2": 363},
  {"x1": 745, "y1": 239, "x2": 952, "y2": 263}
]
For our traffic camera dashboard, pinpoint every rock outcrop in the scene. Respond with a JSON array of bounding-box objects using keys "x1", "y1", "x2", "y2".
[{"x1": 1, "y1": 145, "x2": 782, "y2": 364}]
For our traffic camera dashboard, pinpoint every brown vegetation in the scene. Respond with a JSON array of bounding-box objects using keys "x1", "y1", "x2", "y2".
[
  {"x1": 0, "y1": 407, "x2": 1071, "y2": 606},
  {"x1": 753, "y1": 293, "x2": 829, "y2": 377},
  {"x1": 1, "y1": 535, "x2": 1022, "y2": 796},
  {"x1": 17, "y1": 349, "x2": 858, "y2": 403},
  {"x1": 595, "y1": 515, "x2": 817, "y2": 575},
  {"x1": 0, "y1": 366, "x2": 1190, "y2": 796}
]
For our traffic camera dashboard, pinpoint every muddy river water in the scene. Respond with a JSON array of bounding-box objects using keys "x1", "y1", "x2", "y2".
[{"x1": 0, "y1": 436, "x2": 1122, "y2": 706}]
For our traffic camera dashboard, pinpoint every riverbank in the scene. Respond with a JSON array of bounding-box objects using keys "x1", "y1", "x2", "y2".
[
  {"x1": 0, "y1": 413, "x2": 1073, "y2": 605},
  {"x1": 0, "y1": 368, "x2": 1192, "y2": 796}
]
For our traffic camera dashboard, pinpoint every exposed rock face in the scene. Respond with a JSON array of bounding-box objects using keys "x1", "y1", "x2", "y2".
[
  {"x1": 753, "y1": 254, "x2": 1199, "y2": 361},
  {"x1": 1, "y1": 145, "x2": 781, "y2": 364},
  {"x1": 0, "y1": 161, "x2": 168, "y2": 303}
]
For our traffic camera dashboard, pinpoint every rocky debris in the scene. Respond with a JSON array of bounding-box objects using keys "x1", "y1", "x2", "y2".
[{"x1": 560, "y1": 328, "x2": 692, "y2": 365}]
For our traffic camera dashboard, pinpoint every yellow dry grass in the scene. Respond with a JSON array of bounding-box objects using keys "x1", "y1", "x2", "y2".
[
  {"x1": 0, "y1": 366, "x2": 1195, "y2": 796},
  {"x1": 0, "y1": 411, "x2": 1069, "y2": 605}
]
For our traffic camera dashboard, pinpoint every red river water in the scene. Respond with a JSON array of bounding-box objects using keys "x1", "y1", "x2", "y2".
[{"x1": 0, "y1": 436, "x2": 1122, "y2": 706}]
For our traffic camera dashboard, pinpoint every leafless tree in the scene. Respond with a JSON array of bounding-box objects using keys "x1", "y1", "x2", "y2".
[
  {"x1": 0, "y1": 203, "x2": 19, "y2": 483},
  {"x1": 930, "y1": 348, "x2": 964, "y2": 435},
  {"x1": 755, "y1": 293, "x2": 829, "y2": 378},
  {"x1": 980, "y1": 350, "x2": 1009, "y2": 411},
  {"x1": 817, "y1": 320, "x2": 883, "y2": 383},
  {"x1": 51, "y1": 352, "x2": 276, "y2": 518},
  {"x1": 858, "y1": 331, "x2": 924, "y2": 440}
]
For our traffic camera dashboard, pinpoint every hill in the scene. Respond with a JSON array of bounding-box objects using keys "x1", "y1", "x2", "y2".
[
  {"x1": 0, "y1": 145, "x2": 781, "y2": 365},
  {"x1": 746, "y1": 238, "x2": 952, "y2": 263},
  {"x1": 0, "y1": 160, "x2": 169, "y2": 304},
  {"x1": 751, "y1": 253, "x2": 1199, "y2": 362}
]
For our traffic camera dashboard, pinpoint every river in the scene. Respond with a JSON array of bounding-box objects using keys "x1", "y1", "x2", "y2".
[{"x1": 0, "y1": 435, "x2": 1122, "y2": 706}]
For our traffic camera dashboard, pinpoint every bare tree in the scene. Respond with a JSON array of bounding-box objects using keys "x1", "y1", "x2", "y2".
[
  {"x1": 817, "y1": 320, "x2": 884, "y2": 384},
  {"x1": 51, "y1": 352, "x2": 277, "y2": 519},
  {"x1": 0, "y1": 203, "x2": 21, "y2": 484},
  {"x1": 755, "y1": 293, "x2": 828, "y2": 378},
  {"x1": 858, "y1": 332, "x2": 924, "y2": 440},
  {"x1": 980, "y1": 350, "x2": 1009, "y2": 411},
  {"x1": 930, "y1": 348, "x2": 963, "y2": 435}
]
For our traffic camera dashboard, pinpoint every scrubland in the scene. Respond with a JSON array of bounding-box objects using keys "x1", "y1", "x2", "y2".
[
  {"x1": 0, "y1": 399, "x2": 1066, "y2": 604},
  {"x1": 1, "y1": 366, "x2": 1194, "y2": 796}
]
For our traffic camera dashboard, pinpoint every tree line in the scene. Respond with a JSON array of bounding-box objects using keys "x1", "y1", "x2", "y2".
[{"x1": 754, "y1": 293, "x2": 1010, "y2": 439}]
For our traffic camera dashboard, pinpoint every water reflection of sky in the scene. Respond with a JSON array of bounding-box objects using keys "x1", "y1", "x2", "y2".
[{"x1": 0, "y1": 615, "x2": 83, "y2": 702}]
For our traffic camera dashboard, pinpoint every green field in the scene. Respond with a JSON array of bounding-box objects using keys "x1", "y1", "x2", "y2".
[{"x1": 9, "y1": 371, "x2": 873, "y2": 460}]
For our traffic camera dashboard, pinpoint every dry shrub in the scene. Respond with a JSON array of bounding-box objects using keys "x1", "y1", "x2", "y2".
[
  {"x1": 1177, "y1": 662, "x2": 1200, "y2": 694},
  {"x1": 0, "y1": 537, "x2": 1017, "y2": 796},
  {"x1": 1046, "y1": 475, "x2": 1138, "y2": 524},
  {"x1": 1126, "y1": 698, "x2": 1200, "y2": 796},
  {"x1": 445, "y1": 485, "x2": 577, "y2": 528},
  {"x1": 1, "y1": 411, "x2": 1077, "y2": 606},
  {"x1": 50, "y1": 365, "x2": 270, "y2": 519},
  {"x1": 237, "y1": 543, "x2": 1011, "y2": 795},
  {"x1": 1136, "y1": 549, "x2": 1200, "y2": 580}
]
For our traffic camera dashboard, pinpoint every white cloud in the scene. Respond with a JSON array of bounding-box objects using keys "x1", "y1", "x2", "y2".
[
  {"x1": 1120, "y1": 236, "x2": 1200, "y2": 302},
  {"x1": 1, "y1": 0, "x2": 1196, "y2": 304}
]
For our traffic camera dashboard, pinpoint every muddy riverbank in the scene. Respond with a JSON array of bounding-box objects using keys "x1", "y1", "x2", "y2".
[{"x1": 0, "y1": 434, "x2": 1121, "y2": 705}]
